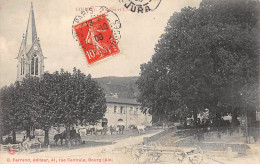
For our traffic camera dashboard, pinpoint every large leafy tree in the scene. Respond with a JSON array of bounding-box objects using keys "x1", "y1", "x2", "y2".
[
  {"x1": 47, "y1": 68, "x2": 107, "y2": 146},
  {"x1": 19, "y1": 74, "x2": 58, "y2": 145},
  {"x1": 0, "y1": 83, "x2": 25, "y2": 143},
  {"x1": 0, "y1": 68, "x2": 106, "y2": 146},
  {"x1": 19, "y1": 76, "x2": 41, "y2": 138},
  {"x1": 37, "y1": 72, "x2": 60, "y2": 146},
  {"x1": 0, "y1": 87, "x2": 5, "y2": 143},
  {"x1": 137, "y1": 0, "x2": 259, "y2": 124}
]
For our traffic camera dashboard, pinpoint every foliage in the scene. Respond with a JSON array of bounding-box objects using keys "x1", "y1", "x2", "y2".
[
  {"x1": 52, "y1": 68, "x2": 107, "y2": 126},
  {"x1": 0, "y1": 68, "x2": 106, "y2": 144},
  {"x1": 137, "y1": 0, "x2": 259, "y2": 122}
]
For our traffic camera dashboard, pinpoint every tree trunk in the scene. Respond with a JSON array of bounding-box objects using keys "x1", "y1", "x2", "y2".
[
  {"x1": 193, "y1": 111, "x2": 198, "y2": 126},
  {"x1": 32, "y1": 127, "x2": 35, "y2": 136},
  {"x1": 232, "y1": 113, "x2": 238, "y2": 122},
  {"x1": 0, "y1": 127, "x2": 3, "y2": 144},
  {"x1": 26, "y1": 128, "x2": 30, "y2": 138},
  {"x1": 0, "y1": 135, "x2": 2, "y2": 144},
  {"x1": 216, "y1": 112, "x2": 221, "y2": 120},
  {"x1": 232, "y1": 108, "x2": 239, "y2": 126},
  {"x1": 246, "y1": 107, "x2": 257, "y2": 143},
  {"x1": 44, "y1": 129, "x2": 49, "y2": 146},
  {"x1": 12, "y1": 129, "x2": 16, "y2": 144},
  {"x1": 66, "y1": 126, "x2": 71, "y2": 149}
]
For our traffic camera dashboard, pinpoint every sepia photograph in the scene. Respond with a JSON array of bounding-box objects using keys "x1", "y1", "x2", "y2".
[{"x1": 0, "y1": 0, "x2": 259, "y2": 164}]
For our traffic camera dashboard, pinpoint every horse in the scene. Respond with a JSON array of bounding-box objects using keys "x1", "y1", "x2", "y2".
[
  {"x1": 54, "y1": 131, "x2": 81, "y2": 146},
  {"x1": 109, "y1": 125, "x2": 118, "y2": 135},
  {"x1": 102, "y1": 127, "x2": 108, "y2": 135},
  {"x1": 86, "y1": 126, "x2": 96, "y2": 135},
  {"x1": 54, "y1": 131, "x2": 66, "y2": 145},
  {"x1": 136, "y1": 125, "x2": 146, "y2": 134},
  {"x1": 77, "y1": 128, "x2": 87, "y2": 136},
  {"x1": 117, "y1": 125, "x2": 125, "y2": 135},
  {"x1": 95, "y1": 126, "x2": 108, "y2": 135},
  {"x1": 129, "y1": 125, "x2": 137, "y2": 130},
  {"x1": 70, "y1": 132, "x2": 82, "y2": 145},
  {"x1": 109, "y1": 125, "x2": 125, "y2": 135}
]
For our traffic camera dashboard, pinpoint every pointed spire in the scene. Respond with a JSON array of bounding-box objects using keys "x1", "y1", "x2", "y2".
[{"x1": 24, "y1": 2, "x2": 37, "y2": 53}]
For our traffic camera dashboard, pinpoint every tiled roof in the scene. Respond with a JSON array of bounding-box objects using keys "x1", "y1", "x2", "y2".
[{"x1": 106, "y1": 97, "x2": 140, "y2": 105}]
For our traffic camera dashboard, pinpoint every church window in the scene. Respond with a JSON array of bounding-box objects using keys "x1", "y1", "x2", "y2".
[
  {"x1": 35, "y1": 58, "x2": 38, "y2": 75},
  {"x1": 20, "y1": 57, "x2": 25, "y2": 75},
  {"x1": 31, "y1": 57, "x2": 34, "y2": 75}
]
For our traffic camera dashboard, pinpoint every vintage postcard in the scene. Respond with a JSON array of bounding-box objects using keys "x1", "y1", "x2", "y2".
[{"x1": 0, "y1": 0, "x2": 259, "y2": 164}]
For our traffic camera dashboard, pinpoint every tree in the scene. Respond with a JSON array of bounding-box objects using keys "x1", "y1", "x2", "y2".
[
  {"x1": 137, "y1": 0, "x2": 259, "y2": 124},
  {"x1": 19, "y1": 74, "x2": 58, "y2": 145},
  {"x1": 18, "y1": 76, "x2": 41, "y2": 138},
  {"x1": 50, "y1": 68, "x2": 107, "y2": 147},
  {"x1": 0, "y1": 83, "x2": 25, "y2": 144},
  {"x1": 0, "y1": 86, "x2": 6, "y2": 143},
  {"x1": 19, "y1": 68, "x2": 106, "y2": 147},
  {"x1": 0, "y1": 67, "x2": 106, "y2": 147},
  {"x1": 36, "y1": 72, "x2": 60, "y2": 146}
]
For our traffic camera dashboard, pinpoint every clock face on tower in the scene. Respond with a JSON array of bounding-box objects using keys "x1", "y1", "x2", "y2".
[{"x1": 34, "y1": 45, "x2": 38, "y2": 51}]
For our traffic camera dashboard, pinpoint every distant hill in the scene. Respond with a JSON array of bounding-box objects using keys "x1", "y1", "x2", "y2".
[{"x1": 94, "y1": 76, "x2": 140, "y2": 99}]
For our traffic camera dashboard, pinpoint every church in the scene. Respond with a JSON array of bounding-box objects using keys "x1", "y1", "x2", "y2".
[{"x1": 16, "y1": 3, "x2": 44, "y2": 82}]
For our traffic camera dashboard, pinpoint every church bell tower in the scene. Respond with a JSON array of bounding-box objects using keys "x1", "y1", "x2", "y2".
[{"x1": 16, "y1": 3, "x2": 44, "y2": 81}]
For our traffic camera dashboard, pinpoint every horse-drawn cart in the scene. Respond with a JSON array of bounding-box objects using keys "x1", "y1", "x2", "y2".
[
  {"x1": 130, "y1": 145, "x2": 203, "y2": 163},
  {"x1": 22, "y1": 137, "x2": 42, "y2": 153}
]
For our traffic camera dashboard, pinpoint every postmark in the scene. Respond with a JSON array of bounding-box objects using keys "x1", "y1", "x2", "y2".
[
  {"x1": 73, "y1": 14, "x2": 120, "y2": 64},
  {"x1": 121, "y1": 0, "x2": 162, "y2": 13},
  {"x1": 72, "y1": 6, "x2": 121, "y2": 45},
  {"x1": 72, "y1": 6, "x2": 122, "y2": 64}
]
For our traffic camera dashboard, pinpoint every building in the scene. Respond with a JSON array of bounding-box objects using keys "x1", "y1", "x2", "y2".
[
  {"x1": 16, "y1": 3, "x2": 45, "y2": 81},
  {"x1": 99, "y1": 97, "x2": 152, "y2": 129}
]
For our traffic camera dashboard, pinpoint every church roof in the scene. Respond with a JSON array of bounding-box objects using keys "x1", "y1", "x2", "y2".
[{"x1": 24, "y1": 2, "x2": 37, "y2": 54}]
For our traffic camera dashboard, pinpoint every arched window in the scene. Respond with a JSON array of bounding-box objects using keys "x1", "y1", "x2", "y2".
[
  {"x1": 20, "y1": 57, "x2": 25, "y2": 75},
  {"x1": 35, "y1": 58, "x2": 38, "y2": 75},
  {"x1": 31, "y1": 57, "x2": 34, "y2": 75},
  {"x1": 30, "y1": 55, "x2": 40, "y2": 76}
]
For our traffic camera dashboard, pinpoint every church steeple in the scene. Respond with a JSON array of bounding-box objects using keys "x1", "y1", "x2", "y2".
[
  {"x1": 16, "y1": 3, "x2": 44, "y2": 82},
  {"x1": 25, "y1": 2, "x2": 37, "y2": 53}
]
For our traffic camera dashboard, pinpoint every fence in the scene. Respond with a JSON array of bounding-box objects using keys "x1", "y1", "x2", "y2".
[{"x1": 0, "y1": 143, "x2": 22, "y2": 154}]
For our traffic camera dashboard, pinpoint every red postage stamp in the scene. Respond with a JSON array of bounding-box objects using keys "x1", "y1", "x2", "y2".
[{"x1": 73, "y1": 14, "x2": 120, "y2": 64}]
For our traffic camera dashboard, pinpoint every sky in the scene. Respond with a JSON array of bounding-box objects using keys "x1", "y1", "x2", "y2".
[{"x1": 0, "y1": 0, "x2": 201, "y2": 87}]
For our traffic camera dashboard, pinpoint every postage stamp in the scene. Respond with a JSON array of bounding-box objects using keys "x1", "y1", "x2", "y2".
[{"x1": 73, "y1": 14, "x2": 120, "y2": 64}]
